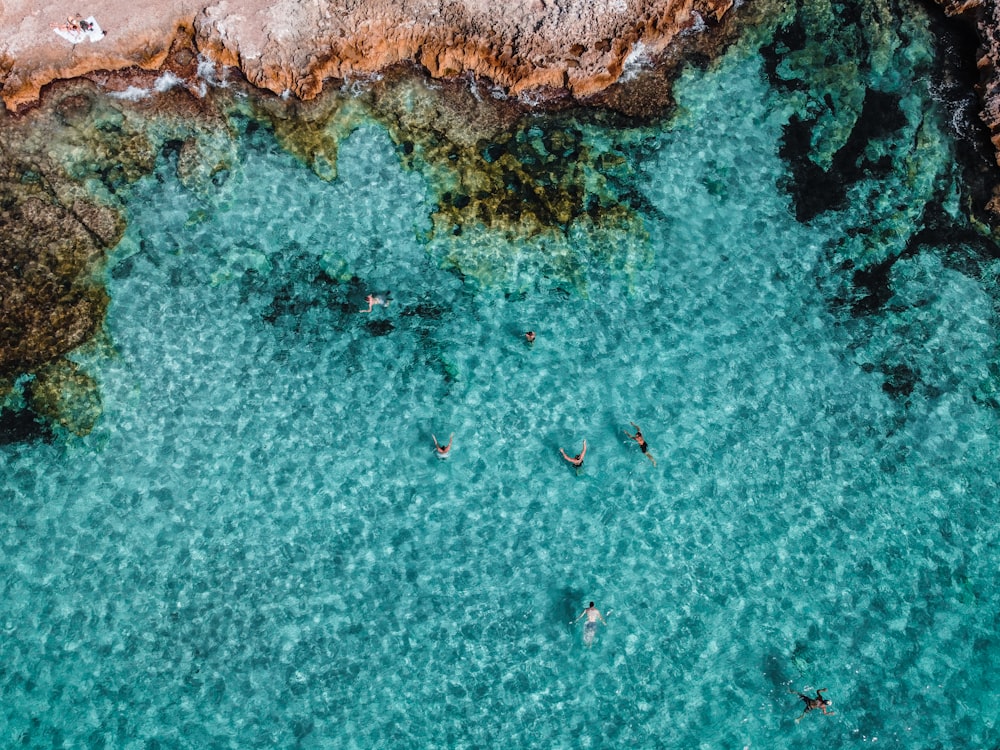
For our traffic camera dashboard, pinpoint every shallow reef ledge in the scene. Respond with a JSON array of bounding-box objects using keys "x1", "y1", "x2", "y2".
[{"x1": 0, "y1": 0, "x2": 734, "y2": 111}]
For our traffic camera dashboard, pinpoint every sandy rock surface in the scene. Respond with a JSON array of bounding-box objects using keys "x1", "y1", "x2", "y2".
[{"x1": 0, "y1": 0, "x2": 733, "y2": 111}]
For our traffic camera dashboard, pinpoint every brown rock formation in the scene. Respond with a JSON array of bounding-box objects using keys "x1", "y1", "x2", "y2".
[{"x1": 1, "y1": 0, "x2": 734, "y2": 111}]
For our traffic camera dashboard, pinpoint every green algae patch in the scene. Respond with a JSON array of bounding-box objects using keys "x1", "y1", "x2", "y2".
[
  {"x1": 48, "y1": 92, "x2": 159, "y2": 192},
  {"x1": 371, "y1": 78, "x2": 653, "y2": 290},
  {"x1": 249, "y1": 75, "x2": 655, "y2": 291},
  {"x1": 247, "y1": 92, "x2": 372, "y2": 182}
]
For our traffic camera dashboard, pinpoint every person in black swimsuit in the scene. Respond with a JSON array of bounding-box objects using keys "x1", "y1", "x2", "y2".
[
  {"x1": 791, "y1": 688, "x2": 834, "y2": 722},
  {"x1": 625, "y1": 422, "x2": 656, "y2": 466}
]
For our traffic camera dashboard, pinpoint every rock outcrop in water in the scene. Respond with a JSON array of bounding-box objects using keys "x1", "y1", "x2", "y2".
[
  {"x1": 1, "y1": 0, "x2": 734, "y2": 111},
  {"x1": 0, "y1": 124, "x2": 123, "y2": 438},
  {"x1": 0, "y1": 79, "x2": 238, "y2": 438}
]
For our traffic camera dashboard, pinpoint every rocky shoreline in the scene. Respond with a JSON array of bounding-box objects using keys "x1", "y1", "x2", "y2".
[
  {"x1": 5, "y1": 0, "x2": 1000, "y2": 166},
  {"x1": 0, "y1": 0, "x2": 736, "y2": 113},
  {"x1": 938, "y1": 1, "x2": 1000, "y2": 164},
  {"x1": 0, "y1": 0, "x2": 998, "y2": 173}
]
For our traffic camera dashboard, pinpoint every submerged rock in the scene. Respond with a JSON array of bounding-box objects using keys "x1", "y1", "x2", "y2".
[
  {"x1": 0, "y1": 77, "x2": 235, "y2": 439},
  {"x1": 29, "y1": 359, "x2": 103, "y2": 436},
  {"x1": 0, "y1": 191, "x2": 113, "y2": 376},
  {"x1": 0, "y1": 156, "x2": 114, "y2": 435}
]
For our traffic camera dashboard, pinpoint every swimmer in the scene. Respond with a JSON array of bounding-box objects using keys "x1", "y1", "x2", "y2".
[
  {"x1": 361, "y1": 292, "x2": 391, "y2": 313},
  {"x1": 574, "y1": 601, "x2": 607, "y2": 647},
  {"x1": 791, "y1": 688, "x2": 834, "y2": 722},
  {"x1": 560, "y1": 439, "x2": 587, "y2": 469},
  {"x1": 433, "y1": 433, "x2": 453, "y2": 458},
  {"x1": 525, "y1": 331, "x2": 536, "y2": 345},
  {"x1": 625, "y1": 422, "x2": 656, "y2": 467}
]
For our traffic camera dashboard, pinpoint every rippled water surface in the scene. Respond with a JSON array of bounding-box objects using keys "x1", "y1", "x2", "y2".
[{"x1": 3, "y1": 3, "x2": 1000, "y2": 748}]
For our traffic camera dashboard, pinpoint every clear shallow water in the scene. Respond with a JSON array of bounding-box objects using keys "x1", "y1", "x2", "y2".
[{"x1": 4, "y1": 7, "x2": 1000, "y2": 750}]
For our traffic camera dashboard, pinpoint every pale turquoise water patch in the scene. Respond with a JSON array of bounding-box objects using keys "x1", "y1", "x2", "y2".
[{"x1": 3, "y1": 3, "x2": 1000, "y2": 749}]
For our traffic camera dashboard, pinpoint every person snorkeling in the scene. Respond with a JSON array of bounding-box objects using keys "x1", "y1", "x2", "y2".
[
  {"x1": 574, "y1": 601, "x2": 607, "y2": 647},
  {"x1": 361, "y1": 291, "x2": 391, "y2": 313}
]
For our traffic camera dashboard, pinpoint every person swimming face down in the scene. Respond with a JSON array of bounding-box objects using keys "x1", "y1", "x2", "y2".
[
  {"x1": 793, "y1": 688, "x2": 834, "y2": 722},
  {"x1": 574, "y1": 601, "x2": 607, "y2": 646},
  {"x1": 361, "y1": 291, "x2": 391, "y2": 313},
  {"x1": 625, "y1": 422, "x2": 656, "y2": 466}
]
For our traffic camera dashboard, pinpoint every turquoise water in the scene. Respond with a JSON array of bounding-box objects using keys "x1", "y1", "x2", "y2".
[{"x1": 4, "y1": 4, "x2": 1000, "y2": 749}]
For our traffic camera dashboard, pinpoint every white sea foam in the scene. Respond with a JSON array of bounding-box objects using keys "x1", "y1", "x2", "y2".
[
  {"x1": 687, "y1": 9, "x2": 707, "y2": 33},
  {"x1": 196, "y1": 55, "x2": 230, "y2": 89},
  {"x1": 107, "y1": 85, "x2": 150, "y2": 101},
  {"x1": 106, "y1": 72, "x2": 194, "y2": 101},
  {"x1": 153, "y1": 71, "x2": 183, "y2": 93},
  {"x1": 620, "y1": 41, "x2": 651, "y2": 82}
]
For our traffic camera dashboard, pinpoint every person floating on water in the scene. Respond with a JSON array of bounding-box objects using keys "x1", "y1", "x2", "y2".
[
  {"x1": 791, "y1": 688, "x2": 834, "y2": 722},
  {"x1": 560, "y1": 439, "x2": 587, "y2": 469},
  {"x1": 574, "y1": 601, "x2": 607, "y2": 647},
  {"x1": 433, "y1": 433, "x2": 453, "y2": 458},
  {"x1": 361, "y1": 291, "x2": 391, "y2": 313},
  {"x1": 625, "y1": 422, "x2": 656, "y2": 466},
  {"x1": 525, "y1": 330, "x2": 536, "y2": 345}
]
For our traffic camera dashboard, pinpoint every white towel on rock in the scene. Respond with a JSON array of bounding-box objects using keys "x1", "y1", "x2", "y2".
[{"x1": 53, "y1": 16, "x2": 104, "y2": 44}]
